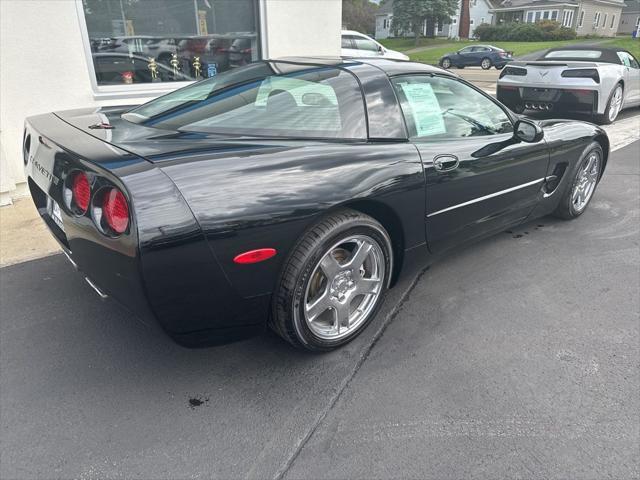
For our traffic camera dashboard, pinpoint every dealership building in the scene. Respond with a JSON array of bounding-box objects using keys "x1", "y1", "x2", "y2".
[{"x1": 0, "y1": 0, "x2": 341, "y2": 204}]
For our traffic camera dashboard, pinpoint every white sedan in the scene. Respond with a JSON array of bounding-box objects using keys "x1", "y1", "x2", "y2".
[
  {"x1": 497, "y1": 46, "x2": 640, "y2": 124},
  {"x1": 341, "y1": 30, "x2": 409, "y2": 61}
]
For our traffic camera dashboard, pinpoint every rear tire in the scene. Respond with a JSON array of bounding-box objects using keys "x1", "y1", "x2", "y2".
[
  {"x1": 595, "y1": 84, "x2": 623, "y2": 125},
  {"x1": 481, "y1": 57, "x2": 492, "y2": 69},
  {"x1": 270, "y1": 209, "x2": 392, "y2": 351},
  {"x1": 553, "y1": 142, "x2": 603, "y2": 220}
]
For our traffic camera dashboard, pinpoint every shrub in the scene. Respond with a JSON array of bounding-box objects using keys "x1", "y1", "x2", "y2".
[{"x1": 475, "y1": 20, "x2": 577, "y2": 41}]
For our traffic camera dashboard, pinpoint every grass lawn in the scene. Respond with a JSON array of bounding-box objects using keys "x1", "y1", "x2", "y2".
[
  {"x1": 378, "y1": 37, "x2": 454, "y2": 51},
  {"x1": 409, "y1": 39, "x2": 589, "y2": 65},
  {"x1": 601, "y1": 37, "x2": 640, "y2": 58}
]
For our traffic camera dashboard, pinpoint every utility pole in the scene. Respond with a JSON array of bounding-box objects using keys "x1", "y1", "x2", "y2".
[{"x1": 459, "y1": 0, "x2": 471, "y2": 38}]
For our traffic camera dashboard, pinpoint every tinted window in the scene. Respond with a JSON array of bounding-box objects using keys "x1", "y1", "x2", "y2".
[
  {"x1": 341, "y1": 36, "x2": 353, "y2": 48},
  {"x1": 459, "y1": 47, "x2": 474, "y2": 54},
  {"x1": 124, "y1": 62, "x2": 367, "y2": 139},
  {"x1": 391, "y1": 75, "x2": 513, "y2": 139}
]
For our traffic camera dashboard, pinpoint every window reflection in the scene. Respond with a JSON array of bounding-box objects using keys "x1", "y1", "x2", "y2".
[{"x1": 82, "y1": 0, "x2": 260, "y2": 86}]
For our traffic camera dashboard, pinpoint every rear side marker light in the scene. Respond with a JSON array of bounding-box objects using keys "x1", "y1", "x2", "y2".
[
  {"x1": 72, "y1": 172, "x2": 91, "y2": 213},
  {"x1": 234, "y1": 248, "x2": 277, "y2": 264},
  {"x1": 102, "y1": 188, "x2": 129, "y2": 234}
]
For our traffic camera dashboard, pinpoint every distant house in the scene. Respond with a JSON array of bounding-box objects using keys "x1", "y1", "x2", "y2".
[
  {"x1": 617, "y1": 0, "x2": 640, "y2": 34},
  {"x1": 375, "y1": 0, "x2": 395, "y2": 39},
  {"x1": 489, "y1": 0, "x2": 624, "y2": 37},
  {"x1": 375, "y1": 0, "x2": 494, "y2": 39}
]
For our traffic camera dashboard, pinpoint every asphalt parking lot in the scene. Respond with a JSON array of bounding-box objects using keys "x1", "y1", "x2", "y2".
[{"x1": 2, "y1": 134, "x2": 639, "y2": 478}]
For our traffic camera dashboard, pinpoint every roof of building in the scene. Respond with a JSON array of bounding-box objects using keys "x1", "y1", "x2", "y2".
[
  {"x1": 493, "y1": 0, "x2": 575, "y2": 9},
  {"x1": 622, "y1": 0, "x2": 640, "y2": 12},
  {"x1": 376, "y1": 0, "x2": 394, "y2": 16}
]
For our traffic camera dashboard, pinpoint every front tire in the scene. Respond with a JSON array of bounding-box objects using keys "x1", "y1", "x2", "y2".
[
  {"x1": 441, "y1": 58, "x2": 451, "y2": 69},
  {"x1": 481, "y1": 57, "x2": 492, "y2": 70},
  {"x1": 270, "y1": 209, "x2": 393, "y2": 351},
  {"x1": 596, "y1": 84, "x2": 623, "y2": 125},
  {"x1": 553, "y1": 142, "x2": 603, "y2": 220}
]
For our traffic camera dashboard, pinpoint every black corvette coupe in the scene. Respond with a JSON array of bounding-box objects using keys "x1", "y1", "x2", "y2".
[{"x1": 24, "y1": 57, "x2": 609, "y2": 351}]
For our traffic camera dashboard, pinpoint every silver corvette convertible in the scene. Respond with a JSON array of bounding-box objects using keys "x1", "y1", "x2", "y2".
[{"x1": 497, "y1": 46, "x2": 640, "y2": 124}]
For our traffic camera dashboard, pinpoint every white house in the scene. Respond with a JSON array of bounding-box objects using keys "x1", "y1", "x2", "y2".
[
  {"x1": 490, "y1": 0, "x2": 623, "y2": 36},
  {"x1": 375, "y1": 0, "x2": 494, "y2": 39},
  {"x1": 618, "y1": 0, "x2": 640, "y2": 34},
  {"x1": 0, "y1": 0, "x2": 342, "y2": 205}
]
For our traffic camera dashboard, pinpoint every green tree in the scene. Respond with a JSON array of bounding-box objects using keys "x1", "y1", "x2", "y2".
[
  {"x1": 391, "y1": 0, "x2": 458, "y2": 45},
  {"x1": 342, "y1": 0, "x2": 379, "y2": 36}
]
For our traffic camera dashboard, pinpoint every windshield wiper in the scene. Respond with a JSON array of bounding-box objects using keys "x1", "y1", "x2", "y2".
[{"x1": 441, "y1": 108, "x2": 498, "y2": 135}]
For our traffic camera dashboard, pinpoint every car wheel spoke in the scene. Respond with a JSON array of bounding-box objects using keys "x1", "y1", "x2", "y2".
[
  {"x1": 305, "y1": 290, "x2": 332, "y2": 322},
  {"x1": 319, "y1": 254, "x2": 341, "y2": 278},
  {"x1": 346, "y1": 240, "x2": 372, "y2": 271},
  {"x1": 332, "y1": 300, "x2": 351, "y2": 332},
  {"x1": 356, "y1": 277, "x2": 379, "y2": 296}
]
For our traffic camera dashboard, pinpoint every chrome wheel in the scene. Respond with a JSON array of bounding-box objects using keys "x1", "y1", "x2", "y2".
[
  {"x1": 608, "y1": 85, "x2": 623, "y2": 122},
  {"x1": 441, "y1": 58, "x2": 451, "y2": 69},
  {"x1": 572, "y1": 150, "x2": 601, "y2": 213},
  {"x1": 481, "y1": 58, "x2": 491, "y2": 69},
  {"x1": 303, "y1": 235, "x2": 385, "y2": 340}
]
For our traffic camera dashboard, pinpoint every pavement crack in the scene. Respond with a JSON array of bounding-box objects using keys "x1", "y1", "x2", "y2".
[{"x1": 272, "y1": 267, "x2": 430, "y2": 480}]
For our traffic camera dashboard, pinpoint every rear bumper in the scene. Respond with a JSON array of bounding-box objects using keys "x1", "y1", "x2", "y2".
[
  {"x1": 497, "y1": 86, "x2": 598, "y2": 114},
  {"x1": 24, "y1": 113, "x2": 270, "y2": 347}
]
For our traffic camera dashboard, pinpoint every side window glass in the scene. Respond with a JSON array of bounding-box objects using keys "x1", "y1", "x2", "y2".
[
  {"x1": 617, "y1": 51, "x2": 631, "y2": 67},
  {"x1": 623, "y1": 52, "x2": 639, "y2": 68},
  {"x1": 353, "y1": 36, "x2": 379, "y2": 52},
  {"x1": 341, "y1": 36, "x2": 353, "y2": 49},
  {"x1": 391, "y1": 75, "x2": 514, "y2": 139}
]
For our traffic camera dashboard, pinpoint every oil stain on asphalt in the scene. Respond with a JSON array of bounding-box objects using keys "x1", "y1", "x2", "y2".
[{"x1": 189, "y1": 396, "x2": 210, "y2": 409}]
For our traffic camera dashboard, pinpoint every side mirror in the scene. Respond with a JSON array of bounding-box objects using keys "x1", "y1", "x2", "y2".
[
  {"x1": 377, "y1": 45, "x2": 384, "y2": 53},
  {"x1": 514, "y1": 119, "x2": 544, "y2": 143}
]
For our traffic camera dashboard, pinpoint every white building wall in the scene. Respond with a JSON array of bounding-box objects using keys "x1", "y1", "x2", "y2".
[
  {"x1": 263, "y1": 0, "x2": 341, "y2": 57},
  {"x1": 0, "y1": 0, "x2": 341, "y2": 204}
]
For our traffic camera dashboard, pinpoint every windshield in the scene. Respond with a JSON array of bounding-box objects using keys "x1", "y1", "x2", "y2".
[{"x1": 123, "y1": 61, "x2": 366, "y2": 139}]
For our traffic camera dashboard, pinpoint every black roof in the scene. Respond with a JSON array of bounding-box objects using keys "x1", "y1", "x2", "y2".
[
  {"x1": 539, "y1": 46, "x2": 627, "y2": 64},
  {"x1": 276, "y1": 56, "x2": 449, "y2": 76}
]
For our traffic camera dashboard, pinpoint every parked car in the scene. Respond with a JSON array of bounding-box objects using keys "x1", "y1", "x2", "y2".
[
  {"x1": 341, "y1": 30, "x2": 409, "y2": 60},
  {"x1": 497, "y1": 46, "x2": 640, "y2": 124},
  {"x1": 24, "y1": 57, "x2": 608, "y2": 351},
  {"x1": 439, "y1": 45, "x2": 513, "y2": 70}
]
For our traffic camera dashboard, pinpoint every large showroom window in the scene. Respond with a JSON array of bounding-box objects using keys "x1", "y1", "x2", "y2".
[{"x1": 80, "y1": 0, "x2": 260, "y2": 88}]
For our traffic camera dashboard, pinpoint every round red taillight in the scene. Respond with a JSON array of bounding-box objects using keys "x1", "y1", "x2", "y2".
[
  {"x1": 102, "y1": 188, "x2": 129, "y2": 234},
  {"x1": 72, "y1": 172, "x2": 91, "y2": 213}
]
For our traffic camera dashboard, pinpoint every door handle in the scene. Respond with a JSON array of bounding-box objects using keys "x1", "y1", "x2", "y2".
[{"x1": 433, "y1": 154, "x2": 459, "y2": 172}]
